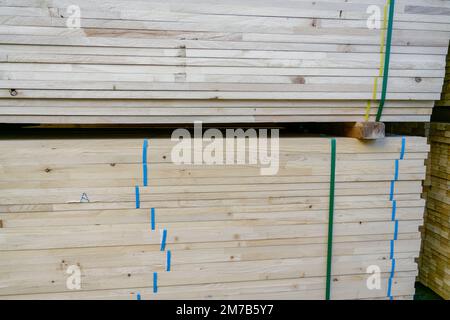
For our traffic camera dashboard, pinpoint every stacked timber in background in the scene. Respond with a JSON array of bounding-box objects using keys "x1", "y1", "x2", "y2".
[
  {"x1": 0, "y1": 135, "x2": 429, "y2": 300},
  {"x1": 416, "y1": 43, "x2": 449, "y2": 299},
  {"x1": 0, "y1": 0, "x2": 449, "y2": 123},
  {"x1": 418, "y1": 128, "x2": 450, "y2": 299}
]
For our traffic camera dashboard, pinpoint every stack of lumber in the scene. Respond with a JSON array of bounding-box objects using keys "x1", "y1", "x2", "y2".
[
  {"x1": 0, "y1": 135, "x2": 429, "y2": 299},
  {"x1": 0, "y1": 0, "x2": 449, "y2": 123},
  {"x1": 419, "y1": 123, "x2": 450, "y2": 299}
]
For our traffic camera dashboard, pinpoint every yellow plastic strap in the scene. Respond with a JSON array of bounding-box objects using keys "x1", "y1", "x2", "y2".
[{"x1": 364, "y1": 1, "x2": 389, "y2": 121}]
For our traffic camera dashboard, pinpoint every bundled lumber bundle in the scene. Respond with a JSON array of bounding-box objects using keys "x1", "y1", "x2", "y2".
[
  {"x1": 0, "y1": 134, "x2": 429, "y2": 299},
  {"x1": 0, "y1": 0, "x2": 449, "y2": 124},
  {"x1": 419, "y1": 123, "x2": 450, "y2": 299}
]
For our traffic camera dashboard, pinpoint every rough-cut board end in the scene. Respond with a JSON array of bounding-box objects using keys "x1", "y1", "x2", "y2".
[
  {"x1": 312, "y1": 122, "x2": 386, "y2": 140},
  {"x1": 344, "y1": 122, "x2": 386, "y2": 140}
]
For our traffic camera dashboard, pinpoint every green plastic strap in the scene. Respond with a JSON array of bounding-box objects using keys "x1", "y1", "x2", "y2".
[
  {"x1": 376, "y1": 0, "x2": 396, "y2": 122},
  {"x1": 325, "y1": 138, "x2": 336, "y2": 300}
]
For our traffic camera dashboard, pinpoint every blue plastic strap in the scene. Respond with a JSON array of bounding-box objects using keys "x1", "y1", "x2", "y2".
[
  {"x1": 143, "y1": 164, "x2": 148, "y2": 187},
  {"x1": 143, "y1": 139, "x2": 148, "y2": 163},
  {"x1": 394, "y1": 159, "x2": 399, "y2": 181},
  {"x1": 151, "y1": 208, "x2": 155, "y2": 230},
  {"x1": 166, "y1": 250, "x2": 171, "y2": 271},
  {"x1": 390, "y1": 259, "x2": 396, "y2": 278},
  {"x1": 400, "y1": 137, "x2": 406, "y2": 160},
  {"x1": 385, "y1": 136, "x2": 405, "y2": 301},
  {"x1": 391, "y1": 200, "x2": 397, "y2": 221},
  {"x1": 387, "y1": 278, "x2": 393, "y2": 298},
  {"x1": 160, "y1": 229, "x2": 167, "y2": 251},
  {"x1": 153, "y1": 272, "x2": 158, "y2": 293},
  {"x1": 135, "y1": 186, "x2": 140, "y2": 209},
  {"x1": 394, "y1": 220, "x2": 399, "y2": 241},
  {"x1": 142, "y1": 139, "x2": 148, "y2": 186},
  {"x1": 387, "y1": 259, "x2": 396, "y2": 298},
  {"x1": 390, "y1": 240, "x2": 395, "y2": 260},
  {"x1": 389, "y1": 180, "x2": 395, "y2": 201}
]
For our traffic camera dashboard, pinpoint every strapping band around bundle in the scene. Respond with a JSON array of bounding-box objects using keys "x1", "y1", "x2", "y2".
[
  {"x1": 325, "y1": 138, "x2": 337, "y2": 300},
  {"x1": 142, "y1": 139, "x2": 149, "y2": 186},
  {"x1": 153, "y1": 272, "x2": 158, "y2": 293},
  {"x1": 166, "y1": 250, "x2": 172, "y2": 272},
  {"x1": 364, "y1": 1, "x2": 389, "y2": 121},
  {"x1": 160, "y1": 229, "x2": 167, "y2": 251},
  {"x1": 135, "y1": 186, "x2": 140, "y2": 209},
  {"x1": 151, "y1": 208, "x2": 156, "y2": 230},
  {"x1": 387, "y1": 137, "x2": 405, "y2": 300},
  {"x1": 376, "y1": 0, "x2": 396, "y2": 122}
]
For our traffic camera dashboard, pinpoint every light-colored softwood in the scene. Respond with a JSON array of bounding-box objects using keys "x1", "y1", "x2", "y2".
[
  {"x1": 0, "y1": 0, "x2": 449, "y2": 123},
  {"x1": 0, "y1": 135, "x2": 428, "y2": 299}
]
